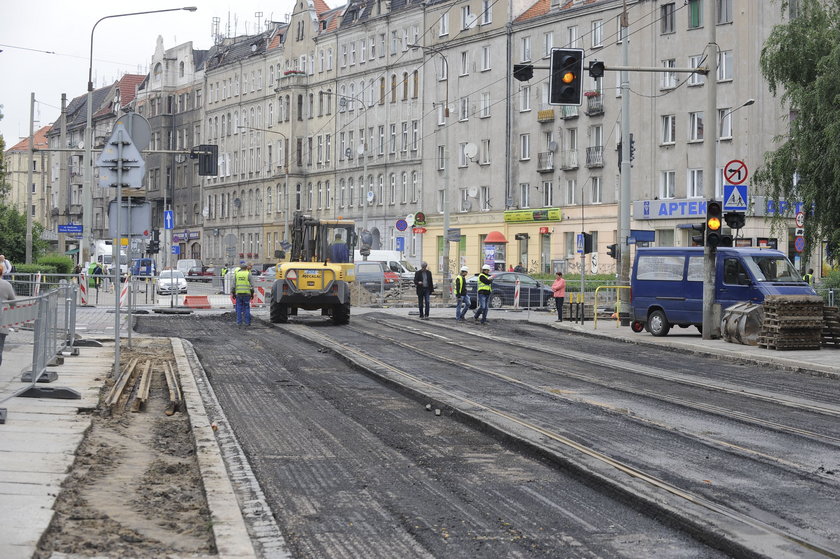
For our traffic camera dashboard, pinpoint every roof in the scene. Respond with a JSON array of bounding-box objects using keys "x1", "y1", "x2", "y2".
[
  {"x1": 117, "y1": 74, "x2": 145, "y2": 106},
  {"x1": 515, "y1": 0, "x2": 604, "y2": 23},
  {"x1": 5, "y1": 125, "x2": 52, "y2": 152}
]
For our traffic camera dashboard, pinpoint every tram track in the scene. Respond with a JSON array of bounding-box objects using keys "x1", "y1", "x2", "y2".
[{"x1": 278, "y1": 315, "x2": 840, "y2": 559}]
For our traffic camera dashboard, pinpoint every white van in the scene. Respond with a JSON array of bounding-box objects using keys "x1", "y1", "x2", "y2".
[{"x1": 353, "y1": 250, "x2": 416, "y2": 283}]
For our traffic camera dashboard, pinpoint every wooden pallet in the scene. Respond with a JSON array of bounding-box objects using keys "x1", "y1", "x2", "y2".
[
  {"x1": 759, "y1": 296, "x2": 825, "y2": 351},
  {"x1": 822, "y1": 306, "x2": 840, "y2": 348}
]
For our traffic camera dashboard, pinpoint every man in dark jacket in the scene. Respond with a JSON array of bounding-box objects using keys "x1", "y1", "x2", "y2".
[{"x1": 414, "y1": 261, "x2": 434, "y2": 319}]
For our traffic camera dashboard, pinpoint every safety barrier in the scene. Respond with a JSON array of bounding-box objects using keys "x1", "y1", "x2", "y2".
[
  {"x1": 593, "y1": 285, "x2": 631, "y2": 329},
  {"x1": 0, "y1": 283, "x2": 81, "y2": 423}
]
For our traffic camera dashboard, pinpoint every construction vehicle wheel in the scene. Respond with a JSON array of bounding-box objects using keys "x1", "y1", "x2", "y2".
[
  {"x1": 270, "y1": 301, "x2": 289, "y2": 323},
  {"x1": 332, "y1": 302, "x2": 350, "y2": 325}
]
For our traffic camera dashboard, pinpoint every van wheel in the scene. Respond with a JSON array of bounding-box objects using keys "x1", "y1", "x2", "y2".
[
  {"x1": 648, "y1": 310, "x2": 670, "y2": 337},
  {"x1": 631, "y1": 321, "x2": 645, "y2": 333}
]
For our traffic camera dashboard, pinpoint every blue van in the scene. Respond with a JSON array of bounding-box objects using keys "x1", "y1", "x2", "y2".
[
  {"x1": 130, "y1": 258, "x2": 157, "y2": 277},
  {"x1": 630, "y1": 247, "x2": 816, "y2": 336}
]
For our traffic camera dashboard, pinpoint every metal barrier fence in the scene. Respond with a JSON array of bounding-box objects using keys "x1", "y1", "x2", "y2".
[{"x1": 0, "y1": 283, "x2": 81, "y2": 423}]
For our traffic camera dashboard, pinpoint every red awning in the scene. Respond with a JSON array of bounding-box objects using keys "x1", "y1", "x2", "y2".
[{"x1": 483, "y1": 231, "x2": 508, "y2": 244}]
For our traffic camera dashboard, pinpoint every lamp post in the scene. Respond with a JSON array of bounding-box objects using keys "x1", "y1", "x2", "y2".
[
  {"x1": 82, "y1": 7, "x2": 197, "y2": 267},
  {"x1": 238, "y1": 126, "x2": 289, "y2": 245},
  {"x1": 409, "y1": 43, "x2": 451, "y2": 302},
  {"x1": 338, "y1": 94, "x2": 369, "y2": 243}
]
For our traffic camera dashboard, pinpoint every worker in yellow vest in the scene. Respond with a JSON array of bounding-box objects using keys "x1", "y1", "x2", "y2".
[
  {"x1": 234, "y1": 262, "x2": 255, "y2": 327},
  {"x1": 473, "y1": 264, "x2": 493, "y2": 324}
]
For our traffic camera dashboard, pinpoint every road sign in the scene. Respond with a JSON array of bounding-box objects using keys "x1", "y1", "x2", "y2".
[
  {"x1": 723, "y1": 184, "x2": 748, "y2": 211},
  {"x1": 446, "y1": 228, "x2": 461, "y2": 242},
  {"x1": 171, "y1": 245, "x2": 181, "y2": 255},
  {"x1": 395, "y1": 236, "x2": 405, "y2": 251},
  {"x1": 395, "y1": 219, "x2": 408, "y2": 232},
  {"x1": 795, "y1": 211, "x2": 805, "y2": 228},
  {"x1": 58, "y1": 224, "x2": 83, "y2": 234},
  {"x1": 412, "y1": 227, "x2": 427, "y2": 234},
  {"x1": 576, "y1": 233, "x2": 583, "y2": 254},
  {"x1": 164, "y1": 210, "x2": 174, "y2": 230},
  {"x1": 414, "y1": 212, "x2": 427, "y2": 226},
  {"x1": 95, "y1": 123, "x2": 146, "y2": 188},
  {"x1": 724, "y1": 159, "x2": 748, "y2": 185},
  {"x1": 794, "y1": 236, "x2": 805, "y2": 253}
]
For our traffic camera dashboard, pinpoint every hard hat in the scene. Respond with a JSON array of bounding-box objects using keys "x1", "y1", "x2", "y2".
[
  {"x1": 482, "y1": 264, "x2": 491, "y2": 271},
  {"x1": 460, "y1": 266, "x2": 469, "y2": 272}
]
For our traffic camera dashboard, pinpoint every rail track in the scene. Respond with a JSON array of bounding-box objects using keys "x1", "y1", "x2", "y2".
[{"x1": 282, "y1": 313, "x2": 840, "y2": 559}]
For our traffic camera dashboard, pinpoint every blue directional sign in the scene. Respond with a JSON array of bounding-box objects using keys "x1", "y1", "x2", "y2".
[
  {"x1": 723, "y1": 184, "x2": 748, "y2": 211},
  {"x1": 395, "y1": 236, "x2": 405, "y2": 251},
  {"x1": 171, "y1": 245, "x2": 180, "y2": 255},
  {"x1": 164, "y1": 210, "x2": 174, "y2": 230},
  {"x1": 58, "y1": 224, "x2": 83, "y2": 234}
]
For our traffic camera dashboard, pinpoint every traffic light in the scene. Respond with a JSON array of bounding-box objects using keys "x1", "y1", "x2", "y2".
[
  {"x1": 607, "y1": 244, "x2": 617, "y2": 259},
  {"x1": 724, "y1": 211, "x2": 745, "y2": 229},
  {"x1": 197, "y1": 144, "x2": 219, "y2": 176},
  {"x1": 691, "y1": 224, "x2": 706, "y2": 246},
  {"x1": 148, "y1": 240, "x2": 160, "y2": 254},
  {"x1": 588, "y1": 60, "x2": 605, "y2": 78},
  {"x1": 706, "y1": 200, "x2": 723, "y2": 248},
  {"x1": 582, "y1": 232, "x2": 593, "y2": 254},
  {"x1": 549, "y1": 48, "x2": 584, "y2": 106},
  {"x1": 513, "y1": 64, "x2": 533, "y2": 82}
]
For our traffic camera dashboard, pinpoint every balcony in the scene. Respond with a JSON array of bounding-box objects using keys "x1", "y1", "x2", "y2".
[
  {"x1": 585, "y1": 94, "x2": 604, "y2": 116},
  {"x1": 560, "y1": 150, "x2": 578, "y2": 170},
  {"x1": 586, "y1": 146, "x2": 604, "y2": 168},
  {"x1": 537, "y1": 152, "x2": 554, "y2": 173},
  {"x1": 560, "y1": 105, "x2": 579, "y2": 120},
  {"x1": 537, "y1": 109, "x2": 555, "y2": 123}
]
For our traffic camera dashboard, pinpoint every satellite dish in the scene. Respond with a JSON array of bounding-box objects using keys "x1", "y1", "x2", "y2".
[
  {"x1": 345, "y1": 147, "x2": 353, "y2": 158},
  {"x1": 202, "y1": 207, "x2": 209, "y2": 217},
  {"x1": 464, "y1": 142, "x2": 478, "y2": 160},
  {"x1": 549, "y1": 141, "x2": 558, "y2": 153},
  {"x1": 466, "y1": 13, "x2": 478, "y2": 29},
  {"x1": 367, "y1": 191, "x2": 375, "y2": 203},
  {"x1": 357, "y1": 144, "x2": 365, "y2": 156},
  {"x1": 76, "y1": 141, "x2": 85, "y2": 149},
  {"x1": 462, "y1": 199, "x2": 472, "y2": 212},
  {"x1": 467, "y1": 186, "x2": 478, "y2": 197},
  {"x1": 233, "y1": 198, "x2": 241, "y2": 207}
]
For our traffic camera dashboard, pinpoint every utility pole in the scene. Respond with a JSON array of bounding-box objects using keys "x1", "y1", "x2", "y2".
[
  {"x1": 618, "y1": 1, "x2": 631, "y2": 314},
  {"x1": 702, "y1": 0, "x2": 718, "y2": 339},
  {"x1": 25, "y1": 92, "x2": 35, "y2": 264},
  {"x1": 58, "y1": 94, "x2": 68, "y2": 256}
]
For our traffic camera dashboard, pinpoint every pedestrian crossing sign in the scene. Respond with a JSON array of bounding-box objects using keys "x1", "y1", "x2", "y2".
[{"x1": 723, "y1": 184, "x2": 748, "y2": 211}]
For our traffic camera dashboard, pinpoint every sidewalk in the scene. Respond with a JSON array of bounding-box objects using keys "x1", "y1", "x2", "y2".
[{"x1": 1, "y1": 304, "x2": 836, "y2": 559}]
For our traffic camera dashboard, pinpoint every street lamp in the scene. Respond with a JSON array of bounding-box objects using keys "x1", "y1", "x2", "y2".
[
  {"x1": 338, "y1": 94, "x2": 369, "y2": 242},
  {"x1": 82, "y1": 7, "x2": 197, "y2": 267},
  {"x1": 408, "y1": 43, "x2": 451, "y2": 302},
  {"x1": 237, "y1": 126, "x2": 290, "y2": 244}
]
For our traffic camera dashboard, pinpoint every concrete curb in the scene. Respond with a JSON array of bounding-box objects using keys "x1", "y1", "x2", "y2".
[{"x1": 171, "y1": 338, "x2": 260, "y2": 559}]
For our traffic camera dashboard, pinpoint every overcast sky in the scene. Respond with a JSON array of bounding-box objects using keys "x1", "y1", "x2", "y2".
[{"x1": 0, "y1": 0, "x2": 299, "y2": 145}]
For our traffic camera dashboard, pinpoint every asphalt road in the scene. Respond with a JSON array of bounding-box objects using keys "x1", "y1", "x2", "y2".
[{"x1": 137, "y1": 313, "x2": 733, "y2": 559}]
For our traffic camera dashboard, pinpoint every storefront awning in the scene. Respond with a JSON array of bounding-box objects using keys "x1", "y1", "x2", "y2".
[
  {"x1": 65, "y1": 248, "x2": 79, "y2": 254},
  {"x1": 483, "y1": 231, "x2": 508, "y2": 244}
]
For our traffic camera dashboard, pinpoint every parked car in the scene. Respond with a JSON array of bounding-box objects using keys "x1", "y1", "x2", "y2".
[
  {"x1": 354, "y1": 261, "x2": 398, "y2": 292},
  {"x1": 466, "y1": 271, "x2": 555, "y2": 310},
  {"x1": 261, "y1": 266, "x2": 277, "y2": 278},
  {"x1": 157, "y1": 269, "x2": 188, "y2": 295},
  {"x1": 187, "y1": 266, "x2": 216, "y2": 282},
  {"x1": 250, "y1": 263, "x2": 275, "y2": 276}
]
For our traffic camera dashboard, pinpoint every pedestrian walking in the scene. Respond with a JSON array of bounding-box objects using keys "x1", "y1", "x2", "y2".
[
  {"x1": 0, "y1": 277, "x2": 16, "y2": 367},
  {"x1": 551, "y1": 271, "x2": 566, "y2": 322},
  {"x1": 454, "y1": 266, "x2": 471, "y2": 320},
  {"x1": 234, "y1": 262, "x2": 256, "y2": 327},
  {"x1": 473, "y1": 264, "x2": 493, "y2": 324},
  {"x1": 0, "y1": 255, "x2": 12, "y2": 279},
  {"x1": 414, "y1": 261, "x2": 433, "y2": 319}
]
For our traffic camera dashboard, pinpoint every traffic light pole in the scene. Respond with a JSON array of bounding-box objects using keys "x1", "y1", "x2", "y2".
[
  {"x1": 618, "y1": 8, "x2": 631, "y2": 320},
  {"x1": 702, "y1": 0, "x2": 718, "y2": 340}
]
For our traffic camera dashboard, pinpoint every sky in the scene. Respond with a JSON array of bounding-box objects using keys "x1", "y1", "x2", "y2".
[{"x1": 0, "y1": 0, "x2": 298, "y2": 146}]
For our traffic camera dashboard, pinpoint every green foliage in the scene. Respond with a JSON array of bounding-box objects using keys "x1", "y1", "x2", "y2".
[
  {"x1": 13, "y1": 263, "x2": 58, "y2": 275},
  {"x1": 0, "y1": 133, "x2": 8, "y2": 200},
  {"x1": 37, "y1": 254, "x2": 75, "y2": 274},
  {"x1": 822, "y1": 268, "x2": 840, "y2": 290},
  {"x1": 0, "y1": 204, "x2": 49, "y2": 262},
  {"x1": 756, "y1": 0, "x2": 840, "y2": 252}
]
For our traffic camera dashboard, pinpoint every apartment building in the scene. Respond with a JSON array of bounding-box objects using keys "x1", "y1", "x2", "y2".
[{"x1": 4, "y1": 126, "x2": 53, "y2": 245}]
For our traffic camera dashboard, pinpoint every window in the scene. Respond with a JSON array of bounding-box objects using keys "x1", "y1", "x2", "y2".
[
  {"x1": 437, "y1": 104, "x2": 446, "y2": 126},
  {"x1": 591, "y1": 20, "x2": 603, "y2": 48},
  {"x1": 688, "y1": 169, "x2": 703, "y2": 198},
  {"x1": 688, "y1": 55, "x2": 705, "y2": 86},
  {"x1": 438, "y1": 145, "x2": 446, "y2": 170},
  {"x1": 543, "y1": 31, "x2": 553, "y2": 57},
  {"x1": 480, "y1": 92, "x2": 491, "y2": 117},
  {"x1": 438, "y1": 58, "x2": 448, "y2": 81},
  {"x1": 481, "y1": 0, "x2": 492, "y2": 24},
  {"x1": 461, "y1": 5, "x2": 472, "y2": 30},
  {"x1": 521, "y1": 36, "x2": 531, "y2": 62},
  {"x1": 520, "y1": 134, "x2": 530, "y2": 160},
  {"x1": 389, "y1": 173, "x2": 396, "y2": 204},
  {"x1": 661, "y1": 59, "x2": 677, "y2": 89},
  {"x1": 520, "y1": 85, "x2": 531, "y2": 111},
  {"x1": 717, "y1": 0, "x2": 733, "y2": 23},
  {"x1": 401, "y1": 122, "x2": 408, "y2": 151},
  {"x1": 689, "y1": 111, "x2": 704, "y2": 141},
  {"x1": 389, "y1": 124, "x2": 397, "y2": 153},
  {"x1": 660, "y1": 171, "x2": 676, "y2": 199},
  {"x1": 458, "y1": 142, "x2": 469, "y2": 167},
  {"x1": 481, "y1": 46, "x2": 491, "y2": 70},
  {"x1": 480, "y1": 139, "x2": 491, "y2": 165},
  {"x1": 412, "y1": 172, "x2": 419, "y2": 202},
  {"x1": 542, "y1": 181, "x2": 553, "y2": 206},
  {"x1": 411, "y1": 120, "x2": 419, "y2": 150},
  {"x1": 460, "y1": 51, "x2": 469, "y2": 76},
  {"x1": 591, "y1": 176, "x2": 602, "y2": 203},
  {"x1": 459, "y1": 97, "x2": 469, "y2": 121},
  {"x1": 717, "y1": 50, "x2": 733, "y2": 81},
  {"x1": 519, "y1": 183, "x2": 530, "y2": 208},
  {"x1": 566, "y1": 179, "x2": 576, "y2": 205},
  {"x1": 567, "y1": 25, "x2": 578, "y2": 48},
  {"x1": 662, "y1": 114, "x2": 676, "y2": 144},
  {"x1": 661, "y1": 3, "x2": 675, "y2": 33},
  {"x1": 719, "y1": 108, "x2": 733, "y2": 139},
  {"x1": 688, "y1": 0, "x2": 703, "y2": 29},
  {"x1": 439, "y1": 12, "x2": 449, "y2": 36}
]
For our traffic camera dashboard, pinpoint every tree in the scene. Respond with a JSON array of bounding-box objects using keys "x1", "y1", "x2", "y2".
[
  {"x1": 756, "y1": 0, "x2": 840, "y2": 252},
  {"x1": 0, "y1": 204, "x2": 48, "y2": 263}
]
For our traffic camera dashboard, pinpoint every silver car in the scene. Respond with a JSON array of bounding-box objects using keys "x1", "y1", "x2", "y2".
[{"x1": 156, "y1": 270, "x2": 188, "y2": 295}]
